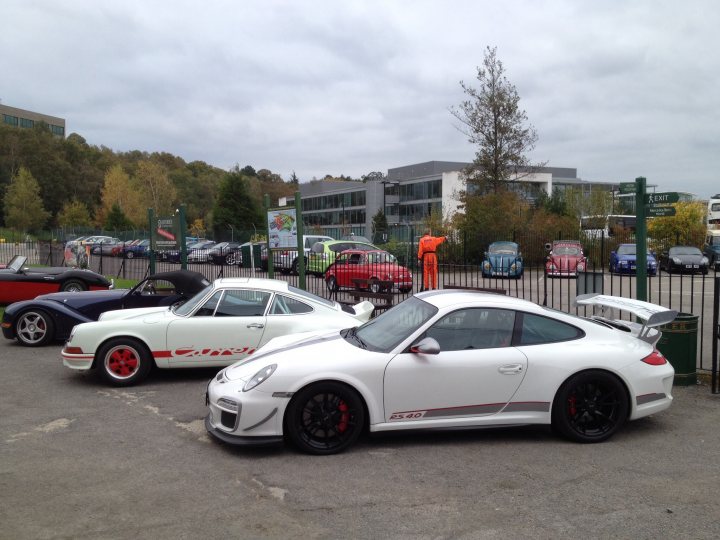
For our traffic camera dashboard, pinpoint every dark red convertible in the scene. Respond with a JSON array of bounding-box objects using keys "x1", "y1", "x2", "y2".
[{"x1": 0, "y1": 255, "x2": 112, "y2": 304}]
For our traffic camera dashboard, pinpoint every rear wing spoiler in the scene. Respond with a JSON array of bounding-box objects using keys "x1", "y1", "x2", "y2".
[{"x1": 574, "y1": 293, "x2": 678, "y2": 328}]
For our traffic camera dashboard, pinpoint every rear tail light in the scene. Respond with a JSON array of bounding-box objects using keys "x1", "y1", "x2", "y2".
[{"x1": 642, "y1": 350, "x2": 667, "y2": 365}]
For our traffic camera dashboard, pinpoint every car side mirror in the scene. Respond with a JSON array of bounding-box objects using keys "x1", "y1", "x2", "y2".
[
  {"x1": 410, "y1": 337, "x2": 440, "y2": 355},
  {"x1": 544, "y1": 243, "x2": 552, "y2": 251}
]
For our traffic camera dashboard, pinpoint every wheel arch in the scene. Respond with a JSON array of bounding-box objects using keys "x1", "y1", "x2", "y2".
[
  {"x1": 282, "y1": 377, "x2": 374, "y2": 434},
  {"x1": 550, "y1": 367, "x2": 634, "y2": 421},
  {"x1": 91, "y1": 334, "x2": 157, "y2": 370}
]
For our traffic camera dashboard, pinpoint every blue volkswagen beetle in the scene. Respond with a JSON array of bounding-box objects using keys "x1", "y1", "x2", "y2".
[
  {"x1": 481, "y1": 241, "x2": 523, "y2": 278},
  {"x1": 609, "y1": 244, "x2": 658, "y2": 275}
]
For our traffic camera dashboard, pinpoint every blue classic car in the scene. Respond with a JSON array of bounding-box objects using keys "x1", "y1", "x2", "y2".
[
  {"x1": 481, "y1": 241, "x2": 524, "y2": 278},
  {"x1": 609, "y1": 244, "x2": 658, "y2": 275}
]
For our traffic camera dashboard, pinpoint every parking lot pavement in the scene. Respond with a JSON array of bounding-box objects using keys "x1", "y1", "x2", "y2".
[{"x1": 2, "y1": 339, "x2": 720, "y2": 539}]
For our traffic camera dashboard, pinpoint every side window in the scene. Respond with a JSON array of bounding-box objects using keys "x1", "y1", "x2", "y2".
[
  {"x1": 214, "y1": 290, "x2": 271, "y2": 317},
  {"x1": 425, "y1": 308, "x2": 515, "y2": 351},
  {"x1": 518, "y1": 313, "x2": 583, "y2": 345},
  {"x1": 270, "y1": 294, "x2": 313, "y2": 315},
  {"x1": 335, "y1": 255, "x2": 348, "y2": 266},
  {"x1": 349, "y1": 254, "x2": 361, "y2": 265},
  {"x1": 194, "y1": 290, "x2": 223, "y2": 316}
]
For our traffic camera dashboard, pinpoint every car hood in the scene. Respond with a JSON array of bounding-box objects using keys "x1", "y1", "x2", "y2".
[
  {"x1": 486, "y1": 254, "x2": 520, "y2": 268},
  {"x1": 616, "y1": 253, "x2": 657, "y2": 262},
  {"x1": 223, "y1": 330, "x2": 346, "y2": 381},
  {"x1": 36, "y1": 289, "x2": 129, "y2": 307},
  {"x1": 671, "y1": 254, "x2": 706, "y2": 264},
  {"x1": 99, "y1": 306, "x2": 173, "y2": 322},
  {"x1": 549, "y1": 254, "x2": 583, "y2": 266}
]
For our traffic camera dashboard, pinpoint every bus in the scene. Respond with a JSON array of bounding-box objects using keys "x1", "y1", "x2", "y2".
[
  {"x1": 707, "y1": 194, "x2": 720, "y2": 228},
  {"x1": 580, "y1": 215, "x2": 637, "y2": 239}
]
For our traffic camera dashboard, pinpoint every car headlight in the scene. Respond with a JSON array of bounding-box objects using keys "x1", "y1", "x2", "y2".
[
  {"x1": 577, "y1": 263, "x2": 585, "y2": 272},
  {"x1": 701, "y1": 257, "x2": 709, "y2": 264},
  {"x1": 243, "y1": 364, "x2": 277, "y2": 392},
  {"x1": 510, "y1": 263, "x2": 517, "y2": 271},
  {"x1": 672, "y1": 257, "x2": 682, "y2": 264},
  {"x1": 483, "y1": 261, "x2": 490, "y2": 269}
]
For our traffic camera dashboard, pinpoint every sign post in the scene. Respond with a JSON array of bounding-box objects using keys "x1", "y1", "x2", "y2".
[{"x1": 635, "y1": 177, "x2": 648, "y2": 301}]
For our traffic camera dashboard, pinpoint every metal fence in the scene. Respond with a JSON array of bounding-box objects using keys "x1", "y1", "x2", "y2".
[{"x1": 3, "y1": 233, "x2": 717, "y2": 378}]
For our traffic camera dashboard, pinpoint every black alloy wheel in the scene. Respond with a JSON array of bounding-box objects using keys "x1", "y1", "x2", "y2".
[
  {"x1": 285, "y1": 382, "x2": 365, "y2": 455},
  {"x1": 551, "y1": 370, "x2": 629, "y2": 443}
]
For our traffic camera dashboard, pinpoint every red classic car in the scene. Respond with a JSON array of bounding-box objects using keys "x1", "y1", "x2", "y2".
[
  {"x1": 545, "y1": 241, "x2": 587, "y2": 277},
  {"x1": 0, "y1": 255, "x2": 112, "y2": 304},
  {"x1": 325, "y1": 249, "x2": 413, "y2": 293}
]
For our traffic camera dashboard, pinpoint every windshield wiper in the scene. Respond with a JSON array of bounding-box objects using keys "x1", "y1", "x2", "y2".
[{"x1": 345, "y1": 326, "x2": 368, "y2": 349}]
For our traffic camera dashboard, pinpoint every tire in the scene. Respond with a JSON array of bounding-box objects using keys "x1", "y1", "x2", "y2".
[
  {"x1": 551, "y1": 370, "x2": 629, "y2": 443},
  {"x1": 399, "y1": 287, "x2": 412, "y2": 293},
  {"x1": 61, "y1": 279, "x2": 87, "y2": 292},
  {"x1": 284, "y1": 382, "x2": 365, "y2": 455},
  {"x1": 15, "y1": 310, "x2": 55, "y2": 347},
  {"x1": 126, "y1": 251, "x2": 135, "y2": 259},
  {"x1": 291, "y1": 259, "x2": 299, "y2": 275},
  {"x1": 326, "y1": 276, "x2": 338, "y2": 292},
  {"x1": 96, "y1": 337, "x2": 153, "y2": 386},
  {"x1": 369, "y1": 279, "x2": 381, "y2": 293}
]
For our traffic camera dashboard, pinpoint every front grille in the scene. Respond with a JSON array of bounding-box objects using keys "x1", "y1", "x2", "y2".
[{"x1": 220, "y1": 410, "x2": 237, "y2": 429}]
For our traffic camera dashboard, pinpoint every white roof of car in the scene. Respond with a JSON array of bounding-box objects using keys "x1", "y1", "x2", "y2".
[
  {"x1": 213, "y1": 277, "x2": 292, "y2": 292},
  {"x1": 416, "y1": 289, "x2": 544, "y2": 312}
]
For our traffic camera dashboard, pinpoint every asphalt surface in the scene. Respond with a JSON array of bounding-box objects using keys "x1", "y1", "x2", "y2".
[{"x1": 1, "y1": 338, "x2": 720, "y2": 540}]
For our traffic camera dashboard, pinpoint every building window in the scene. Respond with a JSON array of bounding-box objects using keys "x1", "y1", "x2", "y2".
[
  {"x1": 19, "y1": 118, "x2": 34, "y2": 128},
  {"x1": 3, "y1": 114, "x2": 19, "y2": 126},
  {"x1": 50, "y1": 124, "x2": 65, "y2": 136}
]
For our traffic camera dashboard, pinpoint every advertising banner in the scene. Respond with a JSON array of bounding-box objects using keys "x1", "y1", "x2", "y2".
[
  {"x1": 267, "y1": 209, "x2": 297, "y2": 249},
  {"x1": 152, "y1": 216, "x2": 180, "y2": 251}
]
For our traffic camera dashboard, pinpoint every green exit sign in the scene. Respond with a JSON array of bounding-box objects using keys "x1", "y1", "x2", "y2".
[
  {"x1": 645, "y1": 192, "x2": 679, "y2": 205},
  {"x1": 619, "y1": 182, "x2": 635, "y2": 194}
]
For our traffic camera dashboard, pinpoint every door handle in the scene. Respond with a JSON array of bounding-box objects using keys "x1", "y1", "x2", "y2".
[
  {"x1": 247, "y1": 323, "x2": 264, "y2": 329},
  {"x1": 498, "y1": 364, "x2": 523, "y2": 375}
]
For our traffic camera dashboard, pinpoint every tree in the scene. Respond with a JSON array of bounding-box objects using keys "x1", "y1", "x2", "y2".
[
  {"x1": 361, "y1": 171, "x2": 386, "y2": 183},
  {"x1": 98, "y1": 164, "x2": 144, "y2": 226},
  {"x1": 371, "y1": 209, "x2": 389, "y2": 244},
  {"x1": 647, "y1": 201, "x2": 706, "y2": 249},
  {"x1": 105, "y1": 202, "x2": 133, "y2": 231},
  {"x1": 58, "y1": 199, "x2": 92, "y2": 228},
  {"x1": 212, "y1": 167, "x2": 264, "y2": 240},
  {"x1": 135, "y1": 160, "x2": 176, "y2": 217},
  {"x1": 4, "y1": 166, "x2": 50, "y2": 232},
  {"x1": 289, "y1": 171, "x2": 299, "y2": 186},
  {"x1": 451, "y1": 46, "x2": 540, "y2": 194}
]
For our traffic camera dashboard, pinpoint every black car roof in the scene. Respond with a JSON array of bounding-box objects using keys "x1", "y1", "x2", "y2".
[{"x1": 147, "y1": 270, "x2": 210, "y2": 295}]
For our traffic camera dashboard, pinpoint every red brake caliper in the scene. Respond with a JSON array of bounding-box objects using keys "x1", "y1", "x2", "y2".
[
  {"x1": 337, "y1": 400, "x2": 349, "y2": 433},
  {"x1": 568, "y1": 395, "x2": 577, "y2": 417}
]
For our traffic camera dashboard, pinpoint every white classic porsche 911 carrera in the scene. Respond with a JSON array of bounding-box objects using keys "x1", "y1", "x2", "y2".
[
  {"x1": 62, "y1": 278, "x2": 374, "y2": 386},
  {"x1": 205, "y1": 290, "x2": 677, "y2": 455}
]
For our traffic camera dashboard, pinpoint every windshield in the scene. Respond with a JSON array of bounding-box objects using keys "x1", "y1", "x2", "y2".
[
  {"x1": 669, "y1": 247, "x2": 701, "y2": 256},
  {"x1": 553, "y1": 246, "x2": 581, "y2": 255},
  {"x1": 173, "y1": 284, "x2": 213, "y2": 315},
  {"x1": 354, "y1": 296, "x2": 438, "y2": 352},
  {"x1": 617, "y1": 245, "x2": 636, "y2": 255},
  {"x1": 489, "y1": 242, "x2": 517, "y2": 255}
]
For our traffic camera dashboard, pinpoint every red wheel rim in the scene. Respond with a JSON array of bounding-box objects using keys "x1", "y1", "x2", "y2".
[{"x1": 105, "y1": 346, "x2": 140, "y2": 379}]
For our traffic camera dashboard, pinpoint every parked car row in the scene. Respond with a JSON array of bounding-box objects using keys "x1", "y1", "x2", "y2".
[{"x1": 0, "y1": 249, "x2": 678, "y2": 455}]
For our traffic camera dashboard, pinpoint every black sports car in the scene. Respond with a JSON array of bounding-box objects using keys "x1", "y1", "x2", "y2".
[
  {"x1": 0, "y1": 255, "x2": 112, "y2": 304},
  {"x1": 658, "y1": 246, "x2": 709, "y2": 274},
  {"x1": 1, "y1": 269, "x2": 210, "y2": 346}
]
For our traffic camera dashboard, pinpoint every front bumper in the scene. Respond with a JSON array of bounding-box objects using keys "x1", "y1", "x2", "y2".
[
  {"x1": 61, "y1": 345, "x2": 94, "y2": 371},
  {"x1": 204, "y1": 414, "x2": 283, "y2": 447}
]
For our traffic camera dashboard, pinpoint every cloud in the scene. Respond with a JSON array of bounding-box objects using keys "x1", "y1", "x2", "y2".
[{"x1": 3, "y1": 0, "x2": 719, "y2": 195}]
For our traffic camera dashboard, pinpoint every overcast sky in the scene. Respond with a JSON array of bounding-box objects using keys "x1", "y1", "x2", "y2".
[{"x1": 3, "y1": 0, "x2": 719, "y2": 196}]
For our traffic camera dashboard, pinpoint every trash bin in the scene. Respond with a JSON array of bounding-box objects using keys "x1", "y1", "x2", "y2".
[{"x1": 656, "y1": 313, "x2": 698, "y2": 386}]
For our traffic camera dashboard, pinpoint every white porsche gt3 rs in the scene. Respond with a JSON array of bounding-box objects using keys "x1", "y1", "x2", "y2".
[
  {"x1": 62, "y1": 278, "x2": 374, "y2": 386},
  {"x1": 205, "y1": 290, "x2": 677, "y2": 455}
]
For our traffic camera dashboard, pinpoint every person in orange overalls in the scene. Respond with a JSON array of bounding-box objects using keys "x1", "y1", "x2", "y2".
[{"x1": 417, "y1": 230, "x2": 447, "y2": 290}]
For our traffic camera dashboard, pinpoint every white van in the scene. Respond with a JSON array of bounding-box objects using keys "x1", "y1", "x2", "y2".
[{"x1": 274, "y1": 235, "x2": 333, "y2": 274}]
